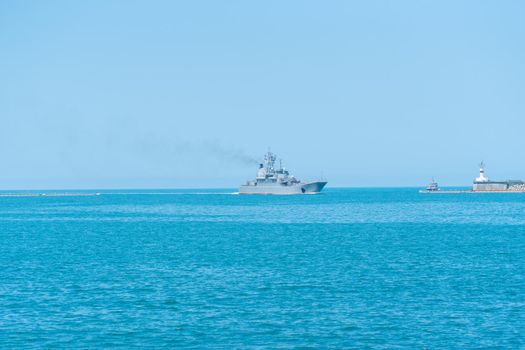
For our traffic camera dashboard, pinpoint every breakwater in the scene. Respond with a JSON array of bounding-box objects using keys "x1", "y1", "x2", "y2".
[{"x1": 0, "y1": 192, "x2": 101, "y2": 197}]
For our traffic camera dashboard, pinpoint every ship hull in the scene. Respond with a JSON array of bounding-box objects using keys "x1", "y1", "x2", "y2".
[{"x1": 239, "y1": 181, "x2": 327, "y2": 195}]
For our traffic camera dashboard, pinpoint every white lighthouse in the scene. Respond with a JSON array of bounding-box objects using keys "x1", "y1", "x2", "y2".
[
  {"x1": 472, "y1": 161, "x2": 510, "y2": 191},
  {"x1": 475, "y1": 161, "x2": 489, "y2": 182}
]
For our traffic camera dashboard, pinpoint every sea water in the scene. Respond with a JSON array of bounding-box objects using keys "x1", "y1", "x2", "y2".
[{"x1": 0, "y1": 188, "x2": 524, "y2": 348}]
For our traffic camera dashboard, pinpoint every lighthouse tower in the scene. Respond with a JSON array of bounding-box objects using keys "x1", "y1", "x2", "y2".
[{"x1": 475, "y1": 161, "x2": 489, "y2": 182}]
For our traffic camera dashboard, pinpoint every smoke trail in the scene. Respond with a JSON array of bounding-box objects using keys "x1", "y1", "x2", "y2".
[
  {"x1": 129, "y1": 135, "x2": 259, "y2": 167},
  {"x1": 202, "y1": 140, "x2": 259, "y2": 166}
]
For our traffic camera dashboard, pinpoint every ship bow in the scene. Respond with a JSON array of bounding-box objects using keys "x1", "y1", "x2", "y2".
[{"x1": 302, "y1": 181, "x2": 327, "y2": 193}]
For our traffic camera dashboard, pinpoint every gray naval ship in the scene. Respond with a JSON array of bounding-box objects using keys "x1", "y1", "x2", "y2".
[{"x1": 239, "y1": 151, "x2": 327, "y2": 194}]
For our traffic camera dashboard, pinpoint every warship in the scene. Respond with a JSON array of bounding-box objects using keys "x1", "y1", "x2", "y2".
[{"x1": 239, "y1": 151, "x2": 327, "y2": 194}]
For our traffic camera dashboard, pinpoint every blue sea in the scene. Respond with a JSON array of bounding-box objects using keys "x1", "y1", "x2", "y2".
[{"x1": 1, "y1": 188, "x2": 524, "y2": 348}]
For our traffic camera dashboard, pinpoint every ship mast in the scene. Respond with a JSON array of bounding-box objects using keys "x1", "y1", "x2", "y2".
[{"x1": 264, "y1": 150, "x2": 276, "y2": 171}]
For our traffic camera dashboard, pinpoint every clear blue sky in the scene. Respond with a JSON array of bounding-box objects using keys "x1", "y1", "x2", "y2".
[{"x1": 1, "y1": 1, "x2": 524, "y2": 189}]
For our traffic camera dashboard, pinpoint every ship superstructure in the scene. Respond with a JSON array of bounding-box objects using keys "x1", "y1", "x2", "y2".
[{"x1": 239, "y1": 151, "x2": 327, "y2": 194}]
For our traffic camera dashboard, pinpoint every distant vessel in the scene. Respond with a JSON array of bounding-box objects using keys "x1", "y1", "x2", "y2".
[
  {"x1": 419, "y1": 178, "x2": 439, "y2": 193},
  {"x1": 239, "y1": 151, "x2": 327, "y2": 194},
  {"x1": 426, "y1": 178, "x2": 439, "y2": 191}
]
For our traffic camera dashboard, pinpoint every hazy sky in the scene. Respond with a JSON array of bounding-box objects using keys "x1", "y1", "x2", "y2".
[{"x1": 1, "y1": 1, "x2": 524, "y2": 189}]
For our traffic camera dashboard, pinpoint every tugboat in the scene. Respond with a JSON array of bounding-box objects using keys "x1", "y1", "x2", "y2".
[
  {"x1": 419, "y1": 178, "x2": 440, "y2": 193},
  {"x1": 239, "y1": 151, "x2": 327, "y2": 194},
  {"x1": 426, "y1": 178, "x2": 439, "y2": 191}
]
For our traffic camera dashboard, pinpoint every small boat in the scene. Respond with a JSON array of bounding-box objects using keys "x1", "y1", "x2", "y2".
[
  {"x1": 419, "y1": 178, "x2": 439, "y2": 193},
  {"x1": 426, "y1": 178, "x2": 439, "y2": 191}
]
